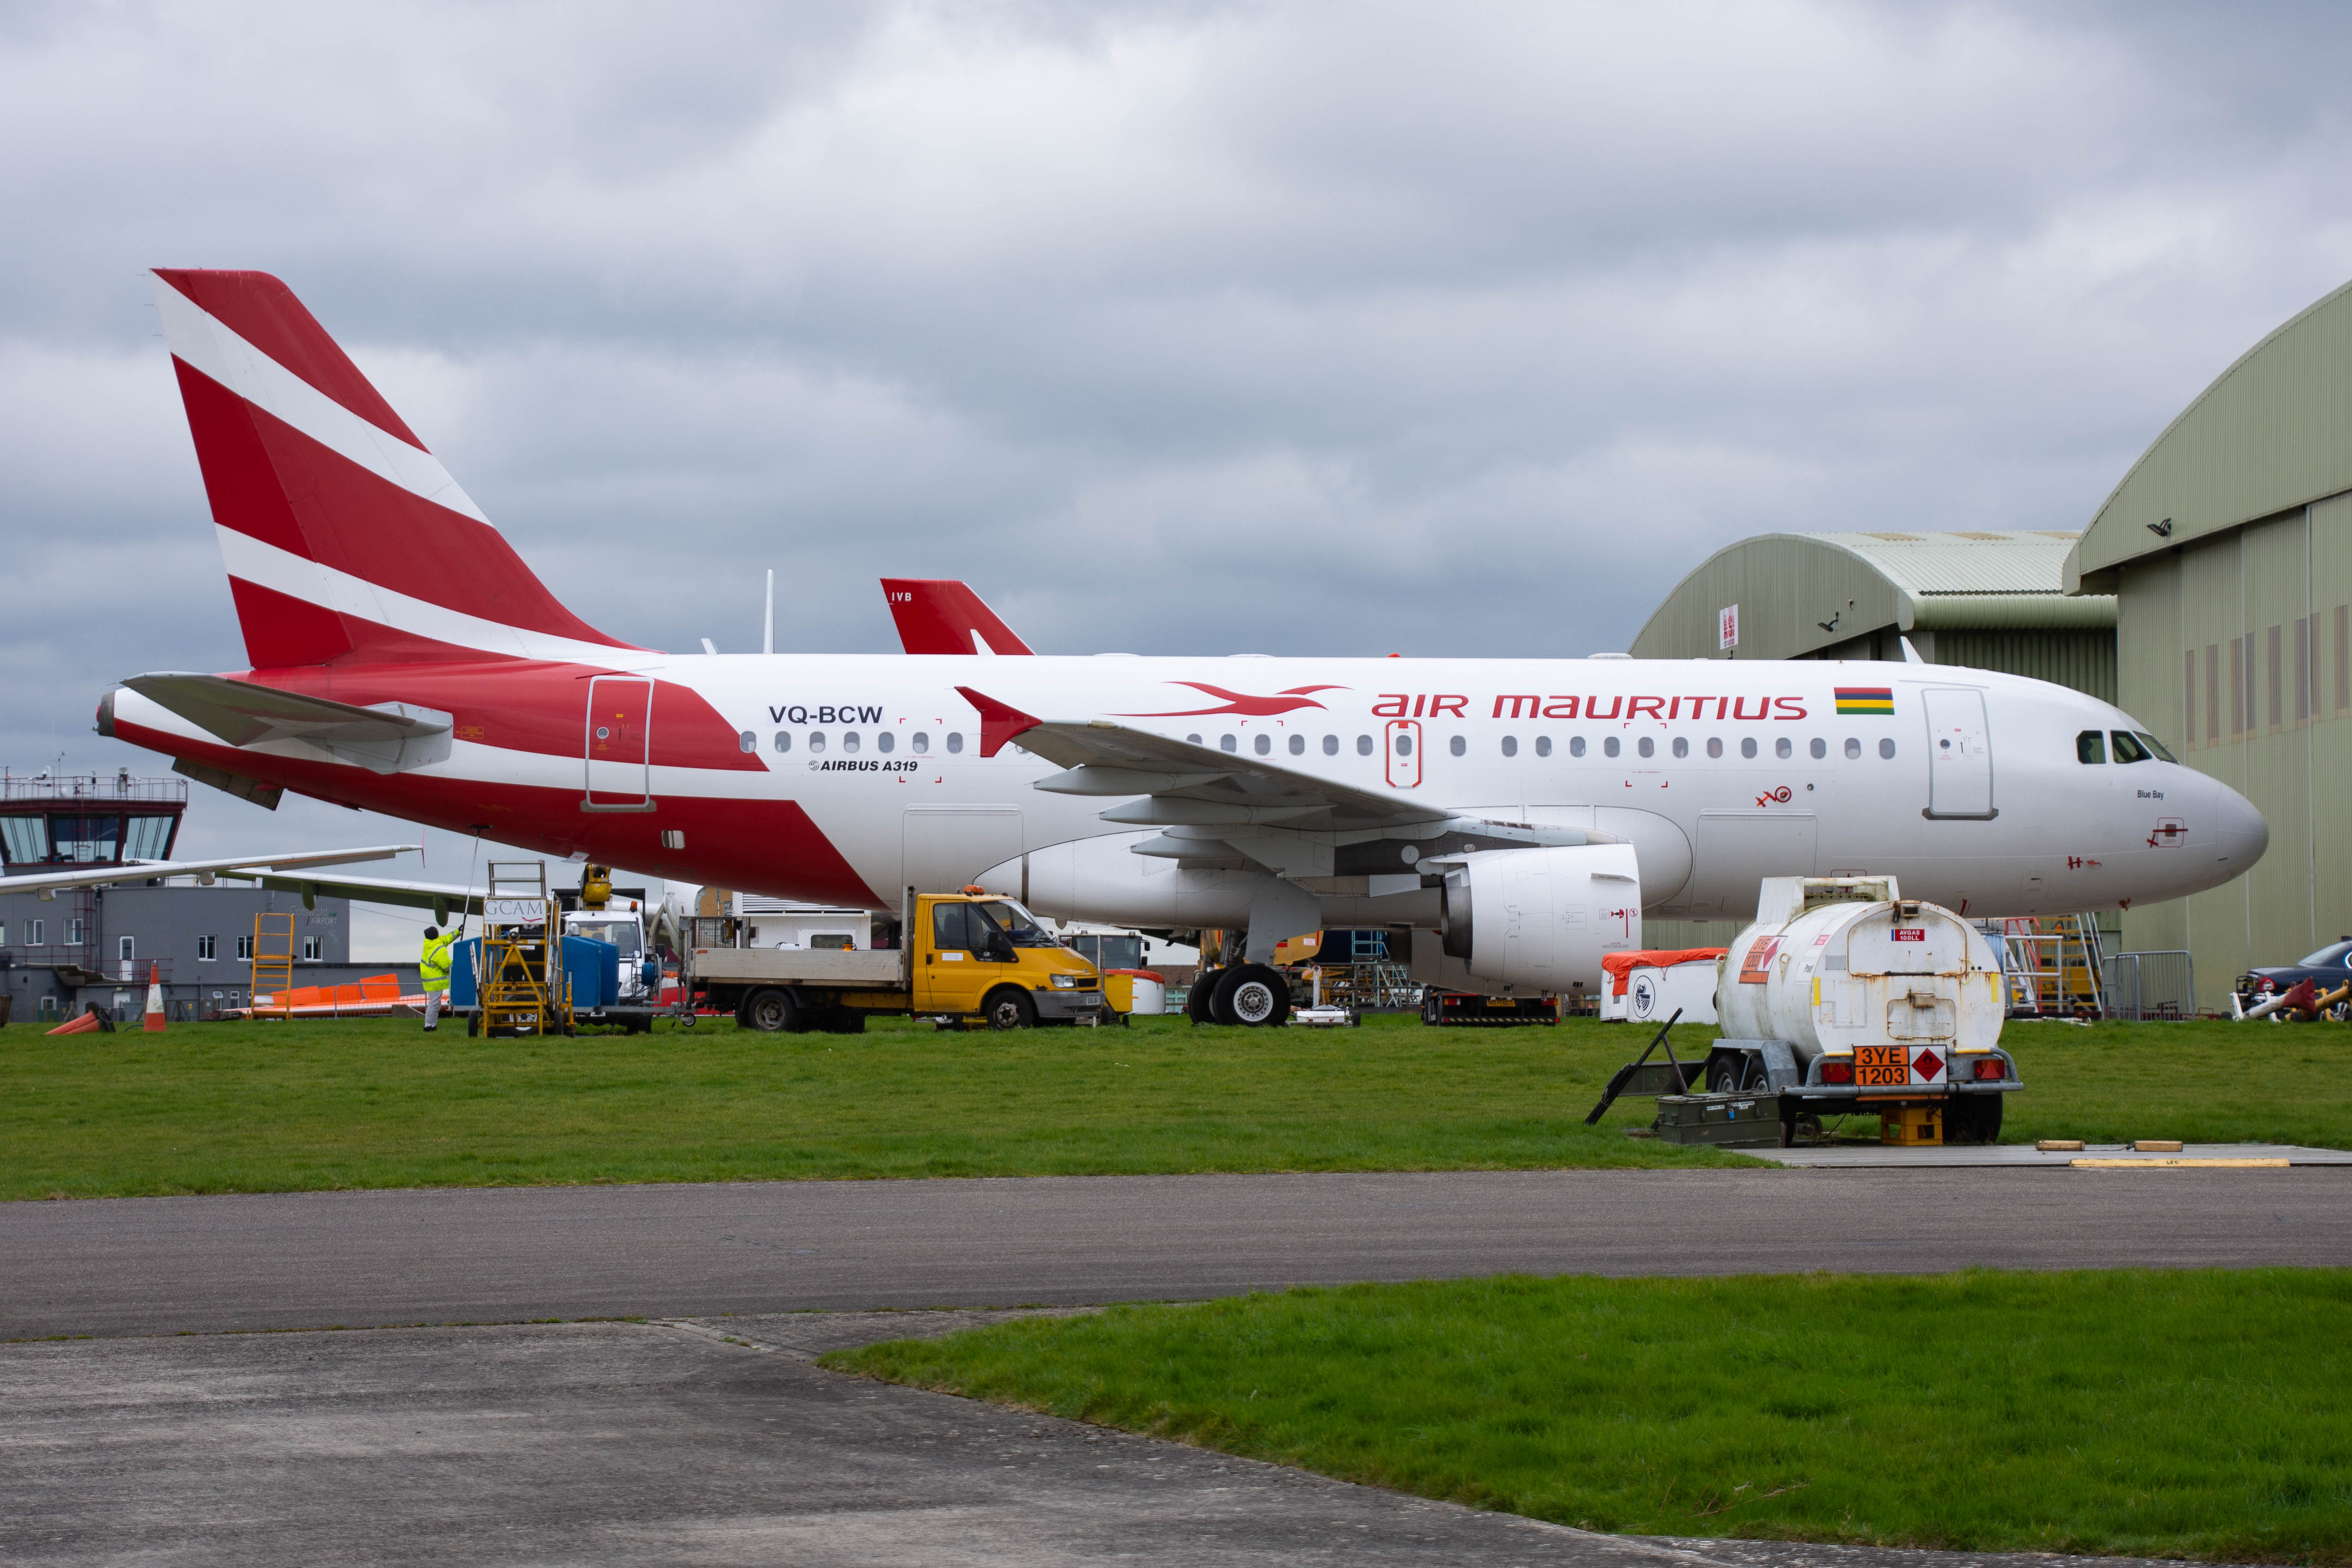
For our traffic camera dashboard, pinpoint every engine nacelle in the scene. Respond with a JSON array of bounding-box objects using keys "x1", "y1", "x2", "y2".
[{"x1": 1438, "y1": 843, "x2": 1643, "y2": 991}]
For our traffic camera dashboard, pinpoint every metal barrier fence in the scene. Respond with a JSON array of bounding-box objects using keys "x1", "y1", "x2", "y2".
[{"x1": 2101, "y1": 951, "x2": 2196, "y2": 1020}]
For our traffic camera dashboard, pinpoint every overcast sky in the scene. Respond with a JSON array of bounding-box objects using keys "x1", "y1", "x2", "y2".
[{"x1": 6, "y1": 1, "x2": 2352, "y2": 952}]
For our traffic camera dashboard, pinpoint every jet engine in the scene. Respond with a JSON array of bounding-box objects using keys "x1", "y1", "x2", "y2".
[{"x1": 1437, "y1": 843, "x2": 1643, "y2": 991}]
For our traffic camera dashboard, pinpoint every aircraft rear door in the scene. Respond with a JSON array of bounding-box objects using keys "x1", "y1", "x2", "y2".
[
  {"x1": 583, "y1": 676, "x2": 655, "y2": 812},
  {"x1": 1921, "y1": 688, "x2": 1994, "y2": 819}
]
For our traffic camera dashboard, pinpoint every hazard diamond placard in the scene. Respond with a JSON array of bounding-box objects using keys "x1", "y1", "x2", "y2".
[{"x1": 1910, "y1": 1047, "x2": 1945, "y2": 1085}]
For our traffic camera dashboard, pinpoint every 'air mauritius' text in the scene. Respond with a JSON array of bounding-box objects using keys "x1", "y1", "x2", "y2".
[{"x1": 1370, "y1": 694, "x2": 1810, "y2": 720}]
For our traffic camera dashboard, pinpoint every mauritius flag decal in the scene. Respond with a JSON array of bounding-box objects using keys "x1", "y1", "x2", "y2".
[{"x1": 1835, "y1": 686, "x2": 1895, "y2": 715}]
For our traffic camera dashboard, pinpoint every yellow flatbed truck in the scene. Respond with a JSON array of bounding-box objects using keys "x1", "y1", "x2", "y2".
[{"x1": 691, "y1": 891, "x2": 1106, "y2": 1032}]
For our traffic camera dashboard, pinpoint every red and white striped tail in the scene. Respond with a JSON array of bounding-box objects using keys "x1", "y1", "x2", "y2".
[{"x1": 152, "y1": 269, "x2": 637, "y2": 669}]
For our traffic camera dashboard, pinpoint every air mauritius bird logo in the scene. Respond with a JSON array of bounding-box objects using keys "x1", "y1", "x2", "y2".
[{"x1": 1115, "y1": 683, "x2": 1346, "y2": 717}]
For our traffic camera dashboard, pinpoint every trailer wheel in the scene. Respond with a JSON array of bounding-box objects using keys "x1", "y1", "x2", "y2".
[
  {"x1": 742, "y1": 988, "x2": 800, "y2": 1033},
  {"x1": 983, "y1": 988, "x2": 1036, "y2": 1031},
  {"x1": 1946, "y1": 1093, "x2": 2004, "y2": 1145}
]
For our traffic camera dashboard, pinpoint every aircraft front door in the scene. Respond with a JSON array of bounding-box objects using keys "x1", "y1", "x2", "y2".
[
  {"x1": 1922, "y1": 688, "x2": 1994, "y2": 819},
  {"x1": 583, "y1": 676, "x2": 655, "y2": 812},
  {"x1": 1385, "y1": 720, "x2": 1421, "y2": 788}
]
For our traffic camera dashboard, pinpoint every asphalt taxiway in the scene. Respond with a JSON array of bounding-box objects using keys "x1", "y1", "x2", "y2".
[{"x1": 7, "y1": 1165, "x2": 2347, "y2": 1340}]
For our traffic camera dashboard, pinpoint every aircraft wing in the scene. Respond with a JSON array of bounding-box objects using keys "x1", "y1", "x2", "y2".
[
  {"x1": 882, "y1": 581, "x2": 1036, "y2": 655},
  {"x1": 122, "y1": 672, "x2": 453, "y2": 774},
  {"x1": 957, "y1": 685, "x2": 1450, "y2": 834},
  {"x1": 211, "y1": 867, "x2": 485, "y2": 920},
  {"x1": 0, "y1": 845, "x2": 419, "y2": 899}
]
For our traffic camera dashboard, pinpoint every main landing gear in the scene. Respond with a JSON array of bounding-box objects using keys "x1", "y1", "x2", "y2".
[{"x1": 1188, "y1": 964, "x2": 1292, "y2": 1027}]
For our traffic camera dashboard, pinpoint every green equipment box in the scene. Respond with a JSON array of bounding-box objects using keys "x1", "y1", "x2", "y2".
[{"x1": 1655, "y1": 1092, "x2": 1784, "y2": 1149}]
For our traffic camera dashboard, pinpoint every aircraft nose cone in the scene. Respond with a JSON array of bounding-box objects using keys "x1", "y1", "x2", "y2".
[{"x1": 2211, "y1": 776, "x2": 2268, "y2": 870}]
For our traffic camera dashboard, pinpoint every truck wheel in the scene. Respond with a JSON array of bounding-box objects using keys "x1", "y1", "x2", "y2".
[
  {"x1": 984, "y1": 988, "x2": 1036, "y2": 1031},
  {"x1": 1218, "y1": 964, "x2": 1290, "y2": 1027},
  {"x1": 1186, "y1": 970, "x2": 1222, "y2": 1025},
  {"x1": 1706, "y1": 1052, "x2": 1744, "y2": 1093},
  {"x1": 1946, "y1": 1093, "x2": 2004, "y2": 1145},
  {"x1": 743, "y1": 988, "x2": 799, "y2": 1033}
]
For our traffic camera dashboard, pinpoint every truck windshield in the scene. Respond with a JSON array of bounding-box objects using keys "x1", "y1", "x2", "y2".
[
  {"x1": 971, "y1": 901, "x2": 1059, "y2": 948},
  {"x1": 570, "y1": 919, "x2": 642, "y2": 955}
]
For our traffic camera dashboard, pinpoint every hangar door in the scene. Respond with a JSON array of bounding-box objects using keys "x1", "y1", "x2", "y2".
[{"x1": 1922, "y1": 688, "x2": 1995, "y2": 819}]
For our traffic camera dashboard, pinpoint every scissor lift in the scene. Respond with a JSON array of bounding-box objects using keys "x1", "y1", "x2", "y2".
[{"x1": 475, "y1": 861, "x2": 572, "y2": 1037}]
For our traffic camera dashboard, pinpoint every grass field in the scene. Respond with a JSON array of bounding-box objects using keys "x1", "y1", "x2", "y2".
[
  {"x1": 828, "y1": 1269, "x2": 2352, "y2": 1563},
  {"x1": 0, "y1": 1011, "x2": 2343, "y2": 1200}
]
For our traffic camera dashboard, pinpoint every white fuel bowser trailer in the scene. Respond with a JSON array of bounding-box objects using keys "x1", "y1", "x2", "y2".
[{"x1": 1701, "y1": 876, "x2": 2020, "y2": 1145}]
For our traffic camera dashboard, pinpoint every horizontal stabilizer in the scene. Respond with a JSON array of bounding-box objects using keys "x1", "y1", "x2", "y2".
[
  {"x1": 123, "y1": 672, "x2": 453, "y2": 775},
  {"x1": 0, "y1": 844, "x2": 417, "y2": 900},
  {"x1": 214, "y1": 867, "x2": 485, "y2": 921}
]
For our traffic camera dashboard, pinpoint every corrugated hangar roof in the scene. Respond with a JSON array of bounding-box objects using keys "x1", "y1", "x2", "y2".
[
  {"x1": 1630, "y1": 529, "x2": 2115, "y2": 665},
  {"x1": 1822, "y1": 529, "x2": 2086, "y2": 595}
]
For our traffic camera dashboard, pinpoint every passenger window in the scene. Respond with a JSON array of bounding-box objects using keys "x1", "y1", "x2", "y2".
[
  {"x1": 1253, "y1": 734, "x2": 1271, "y2": 755},
  {"x1": 1449, "y1": 735, "x2": 1465, "y2": 756},
  {"x1": 1221, "y1": 734, "x2": 1238, "y2": 753},
  {"x1": 1706, "y1": 737, "x2": 1722, "y2": 758},
  {"x1": 1638, "y1": 738, "x2": 1655, "y2": 757},
  {"x1": 1844, "y1": 738, "x2": 1861, "y2": 759},
  {"x1": 737, "y1": 730, "x2": 755, "y2": 753},
  {"x1": 1322, "y1": 735, "x2": 1339, "y2": 755},
  {"x1": 1188, "y1": 733, "x2": 1203, "y2": 745},
  {"x1": 2134, "y1": 731, "x2": 2176, "y2": 763},
  {"x1": 774, "y1": 732, "x2": 792, "y2": 754},
  {"x1": 1395, "y1": 733, "x2": 1414, "y2": 756},
  {"x1": 1809, "y1": 738, "x2": 1827, "y2": 759},
  {"x1": 843, "y1": 732, "x2": 860, "y2": 753},
  {"x1": 946, "y1": 733, "x2": 964, "y2": 754},
  {"x1": 1570, "y1": 736, "x2": 1586, "y2": 757},
  {"x1": 1501, "y1": 736, "x2": 1518, "y2": 757},
  {"x1": 2110, "y1": 731, "x2": 2149, "y2": 763},
  {"x1": 1742, "y1": 737, "x2": 1757, "y2": 759},
  {"x1": 1878, "y1": 738, "x2": 1895, "y2": 759},
  {"x1": 809, "y1": 732, "x2": 827, "y2": 754},
  {"x1": 1603, "y1": 737, "x2": 1619, "y2": 758},
  {"x1": 1356, "y1": 734, "x2": 1373, "y2": 755},
  {"x1": 878, "y1": 732, "x2": 895, "y2": 754},
  {"x1": 1775, "y1": 738, "x2": 1792, "y2": 759},
  {"x1": 1672, "y1": 737, "x2": 1688, "y2": 759},
  {"x1": 1289, "y1": 734, "x2": 1305, "y2": 755},
  {"x1": 1536, "y1": 736, "x2": 1553, "y2": 757},
  {"x1": 911, "y1": 732, "x2": 928, "y2": 754},
  {"x1": 2077, "y1": 730, "x2": 2106, "y2": 764}
]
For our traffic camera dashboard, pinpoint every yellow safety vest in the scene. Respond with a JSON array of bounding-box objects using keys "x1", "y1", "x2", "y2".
[{"x1": 420, "y1": 930, "x2": 458, "y2": 991}]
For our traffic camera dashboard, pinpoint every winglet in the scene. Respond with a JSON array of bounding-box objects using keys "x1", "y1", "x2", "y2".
[
  {"x1": 955, "y1": 687, "x2": 1042, "y2": 757},
  {"x1": 883, "y1": 580, "x2": 1036, "y2": 655}
]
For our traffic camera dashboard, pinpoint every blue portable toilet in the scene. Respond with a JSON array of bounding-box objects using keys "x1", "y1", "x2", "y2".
[
  {"x1": 561, "y1": 934, "x2": 620, "y2": 1012},
  {"x1": 449, "y1": 937, "x2": 482, "y2": 1008}
]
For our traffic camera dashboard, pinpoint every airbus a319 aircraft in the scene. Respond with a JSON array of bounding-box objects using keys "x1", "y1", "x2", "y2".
[{"x1": 99, "y1": 270, "x2": 2267, "y2": 1020}]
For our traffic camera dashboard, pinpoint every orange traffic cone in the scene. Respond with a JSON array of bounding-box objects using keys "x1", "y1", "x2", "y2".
[
  {"x1": 144, "y1": 962, "x2": 167, "y2": 1033},
  {"x1": 46, "y1": 1010, "x2": 104, "y2": 1037}
]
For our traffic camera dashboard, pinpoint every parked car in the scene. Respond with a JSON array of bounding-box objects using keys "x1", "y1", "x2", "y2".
[{"x1": 2238, "y1": 939, "x2": 2352, "y2": 1016}]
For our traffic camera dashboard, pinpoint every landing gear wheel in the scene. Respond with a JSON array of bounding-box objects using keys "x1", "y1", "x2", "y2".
[
  {"x1": 984, "y1": 988, "x2": 1036, "y2": 1031},
  {"x1": 742, "y1": 988, "x2": 800, "y2": 1033},
  {"x1": 1215, "y1": 964, "x2": 1291, "y2": 1027},
  {"x1": 1187, "y1": 968, "x2": 1224, "y2": 1025},
  {"x1": 1945, "y1": 1093, "x2": 2004, "y2": 1145}
]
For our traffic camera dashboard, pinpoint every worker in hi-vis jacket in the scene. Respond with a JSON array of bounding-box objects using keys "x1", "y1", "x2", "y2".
[{"x1": 420, "y1": 925, "x2": 457, "y2": 1031}]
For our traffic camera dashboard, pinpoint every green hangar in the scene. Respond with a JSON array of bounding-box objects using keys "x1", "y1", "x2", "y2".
[{"x1": 2065, "y1": 276, "x2": 2352, "y2": 1007}]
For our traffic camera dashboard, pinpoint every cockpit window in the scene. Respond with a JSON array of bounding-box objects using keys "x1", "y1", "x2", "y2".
[
  {"x1": 2110, "y1": 731, "x2": 2151, "y2": 763},
  {"x1": 2076, "y1": 731, "x2": 2107, "y2": 764},
  {"x1": 2134, "y1": 731, "x2": 2176, "y2": 763}
]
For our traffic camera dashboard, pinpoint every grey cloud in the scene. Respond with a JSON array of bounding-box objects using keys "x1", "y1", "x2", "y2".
[{"x1": 7, "y1": 0, "x2": 2352, "y2": 903}]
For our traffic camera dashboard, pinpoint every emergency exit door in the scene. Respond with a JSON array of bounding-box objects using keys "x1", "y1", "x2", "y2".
[
  {"x1": 1385, "y1": 720, "x2": 1421, "y2": 788},
  {"x1": 583, "y1": 676, "x2": 655, "y2": 812},
  {"x1": 1922, "y1": 687, "x2": 1994, "y2": 819}
]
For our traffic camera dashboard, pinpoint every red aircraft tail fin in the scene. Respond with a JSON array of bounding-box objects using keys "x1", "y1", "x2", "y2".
[
  {"x1": 152, "y1": 268, "x2": 637, "y2": 669},
  {"x1": 881, "y1": 579, "x2": 1036, "y2": 656}
]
